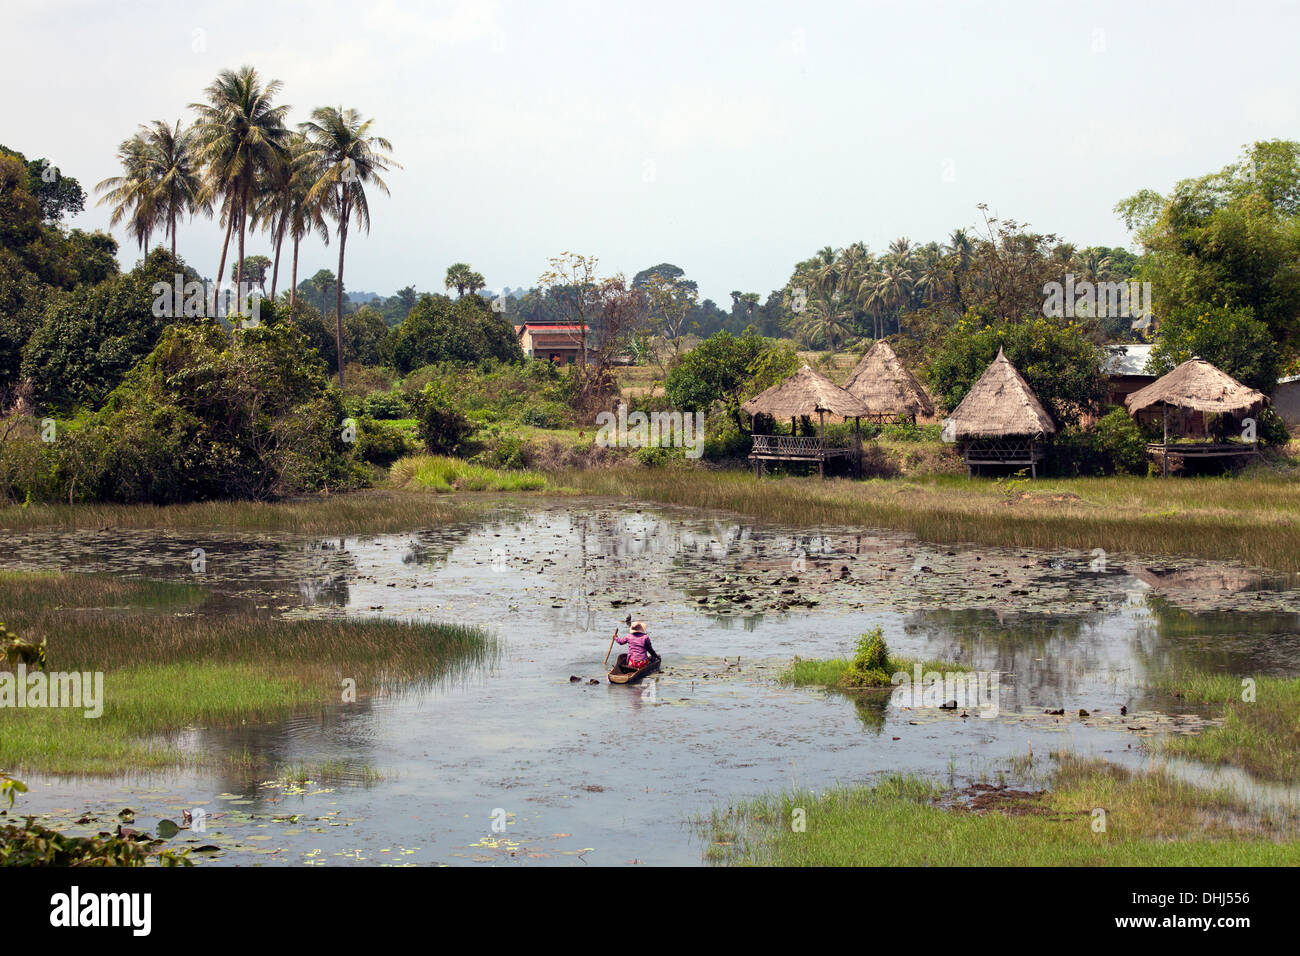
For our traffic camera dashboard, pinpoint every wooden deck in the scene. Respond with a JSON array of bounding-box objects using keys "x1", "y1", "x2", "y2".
[{"x1": 749, "y1": 434, "x2": 859, "y2": 478}]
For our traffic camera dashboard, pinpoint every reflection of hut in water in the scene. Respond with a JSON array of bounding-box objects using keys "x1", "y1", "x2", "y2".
[
  {"x1": 1124, "y1": 359, "x2": 1266, "y2": 476},
  {"x1": 742, "y1": 365, "x2": 869, "y2": 478},
  {"x1": 941, "y1": 348, "x2": 1056, "y2": 477},
  {"x1": 842, "y1": 341, "x2": 935, "y2": 424}
]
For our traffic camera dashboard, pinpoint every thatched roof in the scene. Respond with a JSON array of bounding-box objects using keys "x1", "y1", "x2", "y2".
[
  {"x1": 1125, "y1": 359, "x2": 1266, "y2": 416},
  {"x1": 843, "y1": 341, "x2": 935, "y2": 418},
  {"x1": 942, "y1": 348, "x2": 1056, "y2": 440},
  {"x1": 742, "y1": 364, "x2": 871, "y2": 420}
]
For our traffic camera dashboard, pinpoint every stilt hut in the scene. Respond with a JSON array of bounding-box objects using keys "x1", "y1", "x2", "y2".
[
  {"x1": 1125, "y1": 359, "x2": 1266, "y2": 476},
  {"x1": 742, "y1": 365, "x2": 870, "y2": 478},
  {"x1": 941, "y1": 348, "x2": 1056, "y2": 477},
  {"x1": 842, "y1": 341, "x2": 935, "y2": 424}
]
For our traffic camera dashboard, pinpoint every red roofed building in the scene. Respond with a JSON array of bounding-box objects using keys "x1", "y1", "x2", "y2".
[{"x1": 516, "y1": 321, "x2": 588, "y2": 365}]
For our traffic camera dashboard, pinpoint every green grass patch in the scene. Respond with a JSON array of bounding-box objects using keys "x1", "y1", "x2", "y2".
[
  {"x1": 0, "y1": 490, "x2": 479, "y2": 534},
  {"x1": 1157, "y1": 671, "x2": 1300, "y2": 783},
  {"x1": 391, "y1": 454, "x2": 549, "y2": 493},
  {"x1": 0, "y1": 571, "x2": 496, "y2": 774},
  {"x1": 702, "y1": 756, "x2": 1300, "y2": 866}
]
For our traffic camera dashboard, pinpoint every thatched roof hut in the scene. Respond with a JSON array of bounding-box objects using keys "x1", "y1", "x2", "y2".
[
  {"x1": 843, "y1": 341, "x2": 934, "y2": 420},
  {"x1": 942, "y1": 348, "x2": 1056, "y2": 441},
  {"x1": 1125, "y1": 359, "x2": 1266, "y2": 417},
  {"x1": 742, "y1": 364, "x2": 871, "y2": 420}
]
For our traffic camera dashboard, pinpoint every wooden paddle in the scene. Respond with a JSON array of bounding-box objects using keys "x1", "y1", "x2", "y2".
[{"x1": 604, "y1": 614, "x2": 633, "y2": 667}]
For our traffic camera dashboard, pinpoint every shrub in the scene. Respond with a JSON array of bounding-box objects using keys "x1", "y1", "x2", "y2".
[
  {"x1": 411, "y1": 384, "x2": 474, "y2": 455},
  {"x1": 842, "y1": 627, "x2": 892, "y2": 688},
  {"x1": 1091, "y1": 407, "x2": 1149, "y2": 473},
  {"x1": 354, "y1": 417, "x2": 412, "y2": 465},
  {"x1": 363, "y1": 390, "x2": 409, "y2": 420}
]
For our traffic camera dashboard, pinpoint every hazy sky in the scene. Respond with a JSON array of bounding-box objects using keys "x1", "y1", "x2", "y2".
[{"x1": 8, "y1": 0, "x2": 1298, "y2": 304}]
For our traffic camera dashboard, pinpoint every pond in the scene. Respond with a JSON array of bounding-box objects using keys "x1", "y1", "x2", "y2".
[{"x1": 5, "y1": 497, "x2": 1300, "y2": 865}]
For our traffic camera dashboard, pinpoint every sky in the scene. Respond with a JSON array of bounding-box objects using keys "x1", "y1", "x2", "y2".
[{"x1": 6, "y1": 0, "x2": 1299, "y2": 305}]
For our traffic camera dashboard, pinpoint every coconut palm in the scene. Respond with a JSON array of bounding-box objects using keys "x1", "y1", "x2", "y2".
[
  {"x1": 190, "y1": 66, "x2": 291, "y2": 292},
  {"x1": 299, "y1": 105, "x2": 399, "y2": 385},
  {"x1": 95, "y1": 133, "x2": 157, "y2": 255},
  {"x1": 147, "y1": 120, "x2": 206, "y2": 258},
  {"x1": 798, "y1": 293, "x2": 854, "y2": 352}
]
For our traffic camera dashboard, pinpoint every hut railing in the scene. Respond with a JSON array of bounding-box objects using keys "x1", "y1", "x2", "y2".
[{"x1": 751, "y1": 434, "x2": 852, "y2": 457}]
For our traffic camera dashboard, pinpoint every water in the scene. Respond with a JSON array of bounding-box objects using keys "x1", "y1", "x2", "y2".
[{"x1": 5, "y1": 498, "x2": 1300, "y2": 865}]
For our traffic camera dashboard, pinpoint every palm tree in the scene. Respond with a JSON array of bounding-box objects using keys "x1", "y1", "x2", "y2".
[
  {"x1": 798, "y1": 293, "x2": 854, "y2": 352},
  {"x1": 445, "y1": 263, "x2": 473, "y2": 296},
  {"x1": 278, "y1": 137, "x2": 330, "y2": 313},
  {"x1": 190, "y1": 66, "x2": 291, "y2": 294},
  {"x1": 95, "y1": 133, "x2": 157, "y2": 256},
  {"x1": 144, "y1": 120, "x2": 206, "y2": 258},
  {"x1": 300, "y1": 106, "x2": 399, "y2": 385}
]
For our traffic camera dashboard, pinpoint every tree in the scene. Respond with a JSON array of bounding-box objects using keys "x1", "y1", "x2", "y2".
[
  {"x1": 796, "y1": 293, "x2": 855, "y2": 352},
  {"x1": 928, "y1": 314, "x2": 1106, "y2": 428},
  {"x1": 641, "y1": 268, "x2": 698, "y2": 375},
  {"x1": 445, "y1": 263, "x2": 485, "y2": 297},
  {"x1": 94, "y1": 132, "x2": 156, "y2": 256},
  {"x1": 389, "y1": 293, "x2": 522, "y2": 372},
  {"x1": 142, "y1": 120, "x2": 205, "y2": 258},
  {"x1": 242, "y1": 255, "x2": 271, "y2": 295},
  {"x1": 190, "y1": 66, "x2": 291, "y2": 293},
  {"x1": 299, "y1": 106, "x2": 399, "y2": 386},
  {"x1": 537, "y1": 252, "x2": 600, "y2": 377},
  {"x1": 666, "y1": 329, "x2": 798, "y2": 429},
  {"x1": 1116, "y1": 141, "x2": 1300, "y2": 355},
  {"x1": 1148, "y1": 304, "x2": 1281, "y2": 393},
  {"x1": 0, "y1": 145, "x2": 85, "y2": 222},
  {"x1": 279, "y1": 135, "x2": 329, "y2": 312}
]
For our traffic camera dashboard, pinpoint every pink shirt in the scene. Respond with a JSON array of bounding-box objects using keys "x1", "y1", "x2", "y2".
[{"x1": 615, "y1": 631, "x2": 652, "y2": 664}]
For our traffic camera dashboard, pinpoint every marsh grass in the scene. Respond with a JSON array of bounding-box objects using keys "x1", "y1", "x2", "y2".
[
  {"x1": 0, "y1": 490, "x2": 481, "y2": 534},
  {"x1": 391, "y1": 455, "x2": 550, "y2": 493},
  {"x1": 1156, "y1": 672, "x2": 1300, "y2": 782},
  {"x1": 0, "y1": 571, "x2": 496, "y2": 773},
  {"x1": 564, "y1": 469, "x2": 1300, "y2": 572},
  {"x1": 781, "y1": 655, "x2": 970, "y2": 689},
  {"x1": 701, "y1": 756, "x2": 1300, "y2": 866}
]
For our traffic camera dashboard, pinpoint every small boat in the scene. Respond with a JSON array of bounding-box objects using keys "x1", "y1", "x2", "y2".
[{"x1": 607, "y1": 651, "x2": 661, "y2": 685}]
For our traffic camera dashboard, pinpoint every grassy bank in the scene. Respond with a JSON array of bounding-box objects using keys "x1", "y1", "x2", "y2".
[
  {"x1": 564, "y1": 469, "x2": 1300, "y2": 572},
  {"x1": 702, "y1": 756, "x2": 1300, "y2": 866},
  {"x1": 0, "y1": 572, "x2": 495, "y2": 774},
  {"x1": 0, "y1": 489, "x2": 482, "y2": 534},
  {"x1": 390, "y1": 454, "x2": 550, "y2": 493},
  {"x1": 1158, "y1": 672, "x2": 1300, "y2": 783}
]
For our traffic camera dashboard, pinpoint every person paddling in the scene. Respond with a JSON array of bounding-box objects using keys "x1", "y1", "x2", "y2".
[{"x1": 613, "y1": 620, "x2": 655, "y2": 668}]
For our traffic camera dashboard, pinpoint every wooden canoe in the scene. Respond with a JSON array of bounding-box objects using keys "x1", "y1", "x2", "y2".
[{"x1": 607, "y1": 651, "x2": 661, "y2": 685}]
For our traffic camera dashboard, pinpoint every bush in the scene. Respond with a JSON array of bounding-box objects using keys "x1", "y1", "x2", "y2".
[
  {"x1": 1091, "y1": 407, "x2": 1149, "y2": 473},
  {"x1": 411, "y1": 384, "x2": 474, "y2": 455},
  {"x1": 354, "y1": 417, "x2": 412, "y2": 465},
  {"x1": 1257, "y1": 408, "x2": 1291, "y2": 447},
  {"x1": 842, "y1": 627, "x2": 892, "y2": 688},
  {"x1": 520, "y1": 402, "x2": 566, "y2": 429},
  {"x1": 363, "y1": 390, "x2": 409, "y2": 420}
]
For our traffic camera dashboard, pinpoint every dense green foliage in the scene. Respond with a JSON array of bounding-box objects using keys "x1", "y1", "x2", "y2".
[
  {"x1": 1147, "y1": 304, "x2": 1281, "y2": 393},
  {"x1": 1118, "y1": 140, "x2": 1300, "y2": 361},
  {"x1": 665, "y1": 329, "x2": 799, "y2": 427},
  {"x1": 390, "y1": 293, "x2": 522, "y2": 372},
  {"x1": 928, "y1": 314, "x2": 1105, "y2": 427}
]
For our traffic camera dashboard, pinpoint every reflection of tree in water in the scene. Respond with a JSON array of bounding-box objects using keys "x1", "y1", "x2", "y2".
[
  {"x1": 297, "y1": 539, "x2": 356, "y2": 607},
  {"x1": 848, "y1": 689, "x2": 890, "y2": 734},
  {"x1": 1136, "y1": 595, "x2": 1300, "y2": 678}
]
